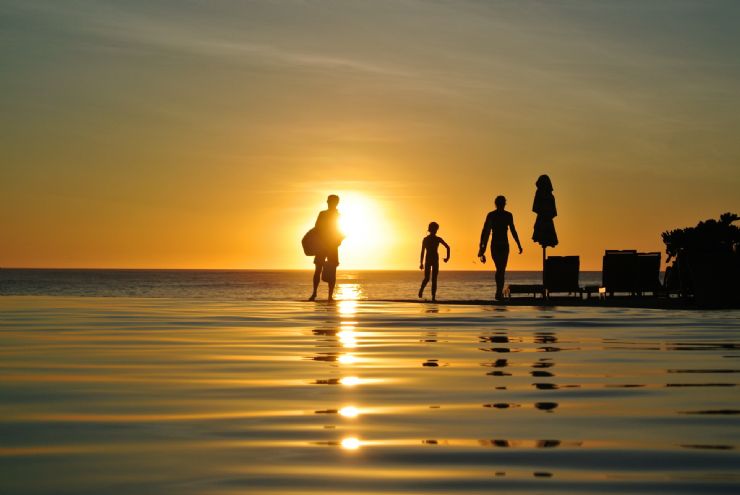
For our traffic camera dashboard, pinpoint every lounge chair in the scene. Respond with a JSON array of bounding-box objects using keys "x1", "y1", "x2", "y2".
[
  {"x1": 505, "y1": 284, "x2": 545, "y2": 299},
  {"x1": 637, "y1": 252, "x2": 661, "y2": 295},
  {"x1": 544, "y1": 256, "x2": 580, "y2": 297},
  {"x1": 602, "y1": 250, "x2": 638, "y2": 296}
]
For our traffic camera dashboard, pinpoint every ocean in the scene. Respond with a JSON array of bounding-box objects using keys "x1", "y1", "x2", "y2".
[
  {"x1": 0, "y1": 269, "x2": 602, "y2": 300},
  {"x1": 1, "y1": 270, "x2": 738, "y2": 494}
]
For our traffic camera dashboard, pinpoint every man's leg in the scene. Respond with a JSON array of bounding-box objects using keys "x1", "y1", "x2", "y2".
[
  {"x1": 308, "y1": 256, "x2": 326, "y2": 301},
  {"x1": 325, "y1": 264, "x2": 337, "y2": 301},
  {"x1": 308, "y1": 262, "x2": 324, "y2": 301},
  {"x1": 325, "y1": 248, "x2": 340, "y2": 301},
  {"x1": 492, "y1": 245, "x2": 510, "y2": 300}
]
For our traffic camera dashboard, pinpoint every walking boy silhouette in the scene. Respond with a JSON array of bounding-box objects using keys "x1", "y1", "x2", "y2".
[{"x1": 418, "y1": 222, "x2": 450, "y2": 302}]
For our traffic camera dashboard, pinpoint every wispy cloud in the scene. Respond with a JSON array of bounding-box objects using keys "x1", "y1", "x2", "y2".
[{"x1": 16, "y1": 1, "x2": 413, "y2": 78}]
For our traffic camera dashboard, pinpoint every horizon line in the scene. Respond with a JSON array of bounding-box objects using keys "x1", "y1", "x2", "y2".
[{"x1": 0, "y1": 266, "x2": 609, "y2": 272}]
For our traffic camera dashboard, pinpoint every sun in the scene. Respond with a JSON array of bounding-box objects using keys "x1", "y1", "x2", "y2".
[{"x1": 336, "y1": 192, "x2": 389, "y2": 269}]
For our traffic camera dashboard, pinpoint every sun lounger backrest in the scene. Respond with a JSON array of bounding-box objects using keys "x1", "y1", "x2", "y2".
[
  {"x1": 637, "y1": 252, "x2": 661, "y2": 293},
  {"x1": 545, "y1": 256, "x2": 580, "y2": 293},
  {"x1": 603, "y1": 250, "x2": 638, "y2": 294}
]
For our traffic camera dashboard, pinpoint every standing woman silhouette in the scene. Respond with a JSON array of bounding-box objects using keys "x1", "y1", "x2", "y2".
[{"x1": 532, "y1": 175, "x2": 559, "y2": 283}]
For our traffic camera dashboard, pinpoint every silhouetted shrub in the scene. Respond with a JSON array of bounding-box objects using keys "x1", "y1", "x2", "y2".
[
  {"x1": 662, "y1": 213, "x2": 739, "y2": 307},
  {"x1": 662, "y1": 212, "x2": 739, "y2": 263}
]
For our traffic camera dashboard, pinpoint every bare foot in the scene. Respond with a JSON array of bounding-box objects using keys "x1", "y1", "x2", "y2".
[
  {"x1": 418, "y1": 288, "x2": 423, "y2": 298},
  {"x1": 308, "y1": 294, "x2": 316, "y2": 301}
]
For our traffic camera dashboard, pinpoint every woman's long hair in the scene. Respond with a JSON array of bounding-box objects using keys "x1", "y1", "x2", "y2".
[{"x1": 535, "y1": 174, "x2": 553, "y2": 192}]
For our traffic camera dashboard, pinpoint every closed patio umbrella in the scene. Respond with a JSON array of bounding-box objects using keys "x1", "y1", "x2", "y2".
[{"x1": 532, "y1": 174, "x2": 558, "y2": 284}]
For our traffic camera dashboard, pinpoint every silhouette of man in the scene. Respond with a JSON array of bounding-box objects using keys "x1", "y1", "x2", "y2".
[
  {"x1": 309, "y1": 194, "x2": 343, "y2": 302},
  {"x1": 478, "y1": 195, "x2": 523, "y2": 300}
]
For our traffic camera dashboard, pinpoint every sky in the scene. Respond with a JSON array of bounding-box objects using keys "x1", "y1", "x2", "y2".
[{"x1": 2, "y1": 0, "x2": 739, "y2": 270}]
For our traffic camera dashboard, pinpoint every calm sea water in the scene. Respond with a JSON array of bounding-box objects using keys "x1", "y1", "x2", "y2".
[
  {"x1": 1, "y1": 271, "x2": 738, "y2": 494},
  {"x1": 0, "y1": 269, "x2": 601, "y2": 300}
]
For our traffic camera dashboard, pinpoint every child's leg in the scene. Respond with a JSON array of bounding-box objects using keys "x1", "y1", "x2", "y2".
[
  {"x1": 419, "y1": 264, "x2": 431, "y2": 297},
  {"x1": 431, "y1": 262, "x2": 439, "y2": 300}
]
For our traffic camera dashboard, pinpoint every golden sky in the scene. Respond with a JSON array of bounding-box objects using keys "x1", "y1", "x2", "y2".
[{"x1": 2, "y1": 1, "x2": 739, "y2": 270}]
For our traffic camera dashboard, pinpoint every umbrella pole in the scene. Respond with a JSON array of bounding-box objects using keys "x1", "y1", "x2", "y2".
[{"x1": 542, "y1": 246, "x2": 547, "y2": 297}]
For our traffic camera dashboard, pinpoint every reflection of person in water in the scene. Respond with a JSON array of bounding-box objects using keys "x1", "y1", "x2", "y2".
[
  {"x1": 309, "y1": 195, "x2": 344, "y2": 302},
  {"x1": 418, "y1": 222, "x2": 450, "y2": 302},
  {"x1": 478, "y1": 195, "x2": 523, "y2": 300}
]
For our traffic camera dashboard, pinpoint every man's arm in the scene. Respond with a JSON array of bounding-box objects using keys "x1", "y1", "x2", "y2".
[
  {"x1": 509, "y1": 215, "x2": 523, "y2": 254},
  {"x1": 478, "y1": 213, "x2": 491, "y2": 259},
  {"x1": 419, "y1": 240, "x2": 426, "y2": 269},
  {"x1": 441, "y1": 238, "x2": 451, "y2": 263}
]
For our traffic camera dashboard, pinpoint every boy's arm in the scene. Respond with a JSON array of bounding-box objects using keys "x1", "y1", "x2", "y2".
[
  {"x1": 419, "y1": 241, "x2": 426, "y2": 269},
  {"x1": 510, "y1": 216, "x2": 523, "y2": 254},
  {"x1": 441, "y1": 238, "x2": 451, "y2": 262}
]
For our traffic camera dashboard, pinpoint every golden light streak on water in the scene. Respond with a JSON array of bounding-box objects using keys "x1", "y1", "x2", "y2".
[
  {"x1": 340, "y1": 437, "x2": 361, "y2": 450},
  {"x1": 338, "y1": 354, "x2": 357, "y2": 364},
  {"x1": 339, "y1": 376, "x2": 361, "y2": 387},
  {"x1": 338, "y1": 299, "x2": 358, "y2": 315},
  {"x1": 337, "y1": 329, "x2": 357, "y2": 348},
  {"x1": 338, "y1": 406, "x2": 360, "y2": 418}
]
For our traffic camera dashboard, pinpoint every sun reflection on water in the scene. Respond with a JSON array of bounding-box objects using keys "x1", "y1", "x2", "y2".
[
  {"x1": 338, "y1": 299, "x2": 357, "y2": 315},
  {"x1": 337, "y1": 329, "x2": 357, "y2": 348},
  {"x1": 338, "y1": 354, "x2": 357, "y2": 364},
  {"x1": 339, "y1": 406, "x2": 360, "y2": 418},
  {"x1": 311, "y1": 282, "x2": 368, "y2": 454},
  {"x1": 336, "y1": 283, "x2": 361, "y2": 314},
  {"x1": 341, "y1": 437, "x2": 361, "y2": 450},
  {"x1": 340, "y1": 376, "x2": 361, "y2": 387}
]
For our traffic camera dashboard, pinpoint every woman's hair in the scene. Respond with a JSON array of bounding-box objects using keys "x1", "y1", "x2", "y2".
[
  {"x1": 536, "y1": 174, "x2": 553, "y2": 192},
  {"x1": 494, "y1": 195, "x2": 506, "y2": 208},
  {"x1": 428, "y1": 221, "x2": 439, "y2": 233}
]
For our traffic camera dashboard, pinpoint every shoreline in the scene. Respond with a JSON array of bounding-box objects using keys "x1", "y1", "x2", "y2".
[
  {"x1": 373, "y1": 297, "x2": 739, "y2": 311},
  {"x1": 1, "y1": 294, "x2": 736, "y2": 311}
]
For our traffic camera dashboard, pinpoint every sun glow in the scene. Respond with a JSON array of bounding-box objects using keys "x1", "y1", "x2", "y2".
[{"x1": 337, "y1": 193, "x2": 391, "y2": 269}]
